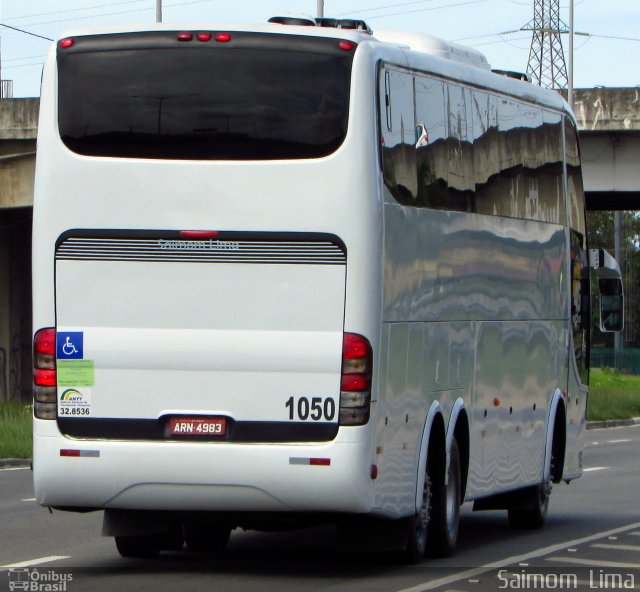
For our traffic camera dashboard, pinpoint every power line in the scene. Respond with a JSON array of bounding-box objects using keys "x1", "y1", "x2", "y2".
[
  {"x1": 4, "y1": 0, "x2": 148, "y2": 23},
  {"x1": 364, "y1": 0, "x2": 490, "y2": 21},
  {"x1": 2, "y1": 54, "x2": 47, "y2": 63},
  {"x1": 0, "y1": 23, "x2": 53, "y2": 41},
  {"x1": 8, "y1": 0, "x2": 213, "y2": 29},
  {"x1": 336, "y1": 0, "x2": 445, "y2": 17},
  {"x1": 2, "y1": 62, "x2": 45, "y2": 70}
]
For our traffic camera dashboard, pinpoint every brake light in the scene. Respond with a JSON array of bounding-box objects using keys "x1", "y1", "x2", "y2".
[
  {"x1": 215, "y1": 33, "x2": 231, "y2": 43},
  {"x1": 338, "y1": 40, "x2": 354, "y2": 51},
  {"x1": 339, "y1": 333, "x2": 372, "y2": 426},
  {"x1": 33, "y1": 328, "x2": 57, "y2": 420},
  {"x1": 177, "y1": 31, "x2": 193, "y2": 42},
  {"x1": 179, "y1": 230, "x2": 220, "y2": 238},
  {"x1": 59, "y1": 38, "x2": 74, "y2": 49},
  {"x1": 197, "y1": 32, "x2": 213, "y2": 42}
]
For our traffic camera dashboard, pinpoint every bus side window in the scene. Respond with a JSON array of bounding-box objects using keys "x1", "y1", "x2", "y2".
[
  {"x1": 446, "y1": 84, "x2": 474, "y2": 212},
  {"x1": 415, "y1": 76, "x2": 448, "y2": 208},
  {"x1": 380, "y1": 68, "x2": 417, "y2": 203},
  {"x1": 565, "y1": 118, "x2": 590, "y2": 382}
]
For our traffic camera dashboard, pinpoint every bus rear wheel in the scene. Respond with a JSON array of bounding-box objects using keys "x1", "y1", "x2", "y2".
[
  {"x1": 402, "y1": 466, "x2": 432, "y2": 563},
  {"x1": 115, "y1": 534, "x2": 162, "y2": 558},
  {"x1": 183, "y1": 520, "x2": 231, "y2": 553},
  {"x1": 508, "y1": 481, "x2": 551, "y2": 529},
  {"x1": 427, "y1": 437, "x2": 461, "y2": 557}
]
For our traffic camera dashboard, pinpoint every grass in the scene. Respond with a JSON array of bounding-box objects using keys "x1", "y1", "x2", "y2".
[
  {"x1": 588, "y1": 368, "x2": 640, "y2": 422},
  {"x1": 0, "y1": 402, "x2": 32, "y2": 459}
]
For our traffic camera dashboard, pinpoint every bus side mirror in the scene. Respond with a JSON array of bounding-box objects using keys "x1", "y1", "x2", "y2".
[
  {"x1": 589, "y1": 249, "x2": 624, "y2": 333},
  {"x1": 599, "y1": 279, "x2": 624, "y2": 332}
]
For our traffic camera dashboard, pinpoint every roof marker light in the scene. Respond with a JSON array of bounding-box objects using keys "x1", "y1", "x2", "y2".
[
  {"x1": 338, "y1": 40, "x2": 354, "y2": 51},
  {"x1": 197, "y1": 32, "x2": 213, "y2": 42},
  {"x1": 177, "y1": 31, "x2": 193, "y2": 42},
  {"x1": 59, "y1": 38, "x2": 75, "y2": 49},
  {"x1": 215, "y1": 32, "x2": 232, "y2": 43}
]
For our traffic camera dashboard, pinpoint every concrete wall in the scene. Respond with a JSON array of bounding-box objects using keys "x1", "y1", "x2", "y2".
[
  {"x1": 0, "y1": 208, "x2": 32, "y2": 402},
  {"x1": 573, "y1": 88, "x2": 640, "y2": 132},
  {"x1": 0, "y1": 100, "x2": 37, "y2": 402},
  {"x1": 0, "y1": 99, "x2": 37, "y2": 210}
]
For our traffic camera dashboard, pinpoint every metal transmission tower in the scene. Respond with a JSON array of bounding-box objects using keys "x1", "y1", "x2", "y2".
[{"x1": 521, "y1": 0, "x2": 569, "y2": 90}]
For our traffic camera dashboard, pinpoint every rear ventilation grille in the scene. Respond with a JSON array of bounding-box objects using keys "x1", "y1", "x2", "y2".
[{"x1": 55, "y1": 234, "x2": 346, "y2": 265}]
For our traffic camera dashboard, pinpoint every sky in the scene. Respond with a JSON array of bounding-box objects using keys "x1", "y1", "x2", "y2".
[{"x1": 1, "y1": 0, "x2": 639, "y2": 98}]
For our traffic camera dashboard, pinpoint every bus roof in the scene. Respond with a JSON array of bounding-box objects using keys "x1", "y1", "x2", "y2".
[{"x1": 52, "y1": 19, "x2": 572, "y2": 119}]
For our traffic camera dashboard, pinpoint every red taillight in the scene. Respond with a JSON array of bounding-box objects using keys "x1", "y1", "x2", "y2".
[
  {"x1": 59, "y1": 37, "x2": 74, "y2": 49},
  {"x1": 34, "y1": 328, "x2": 56, "y2": 370},
  {"x1": 34, "y1": 328, "x2": 57, "y2": 419},
  {"x1": 197, "y1": 32, "x2": 213, "y2": 42},
  {"x1": 341, "y1": 374, "x2": 368, "y2": 392},
  {"x1": 177, "y1": 31, "x2": 193, "y2": 42},
  {"x1": 34, "y1": 369, "x2": 56, "y2": 387},
  {"x1": 340, "y1": 333, "x2": 372, "y2": 426},
  {"x1": 179, "y1": 230, "x2": 220, "y2": 238},
  {"x1": 343, "y1": 333, "x2": 369, "y2": 360},
  {"x1": 338, "y1": 40, "x2": 354, "y2": 51},
  {"x1": 215, "y1": 32, "x2": 231, "y2": 43}
]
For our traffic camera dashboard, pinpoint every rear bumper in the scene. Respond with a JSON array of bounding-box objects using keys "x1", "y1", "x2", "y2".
[{"x1": 33, "y1": 419, "x2": 375, "y2": 514}]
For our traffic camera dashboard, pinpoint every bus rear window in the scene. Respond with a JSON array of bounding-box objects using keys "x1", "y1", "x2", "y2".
[{"x1": 57, "y1": 32, "x2": 353, "y2": 160}]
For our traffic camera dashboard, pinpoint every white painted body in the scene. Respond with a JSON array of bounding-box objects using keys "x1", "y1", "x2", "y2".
[{"x1": 33, "y1": 22, "x2": 586, "y2": 521}]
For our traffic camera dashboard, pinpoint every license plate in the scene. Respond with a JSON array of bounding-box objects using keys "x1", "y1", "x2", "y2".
[{"x1": 168, "y1": 417, "x2": 226, "y2": 437}]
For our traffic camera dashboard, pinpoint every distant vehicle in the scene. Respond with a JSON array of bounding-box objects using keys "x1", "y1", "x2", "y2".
[{"x1": 32, "y1": 16, "x2": 622, "y2": 563}]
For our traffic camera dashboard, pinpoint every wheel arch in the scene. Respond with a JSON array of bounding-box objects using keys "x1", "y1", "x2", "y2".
[
  {"x1": 545, "y1": 389, "x2": 567, "y2": 483},
  {"x1": 415, "y1": 401, "x2": 446, "y2": 513},
  {"x1": 446, "y1": 398, "x2": 470, "y2": 501}
]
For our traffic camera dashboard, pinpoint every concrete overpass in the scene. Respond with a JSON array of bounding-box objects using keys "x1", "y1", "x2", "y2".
[
  {"x1": 573, "y1": 87, "x2": 640, "y2": 210},
  {"x1": 0, "y1": 89, "x2": 638, "y2": 402}
]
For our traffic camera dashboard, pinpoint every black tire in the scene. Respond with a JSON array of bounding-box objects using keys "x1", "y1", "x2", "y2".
[
  {"x1": 183, "y1": 521, "x2": 231, "y2": 553},
  {"x1": 508, "y1": 481, "x2": 551, "y2": 529},
  {"x1": 115, "y1": 534, "x2": 162, "y2": 558},
  {"x1": 402, "y1": 463, "x2": 432, "y2": 564},
  {"x1": 162, "y1": 521, "x2": 185, "y2": 551},
  {"x1": 427, "y1": 437, "x2": 461, "y2": 558}
]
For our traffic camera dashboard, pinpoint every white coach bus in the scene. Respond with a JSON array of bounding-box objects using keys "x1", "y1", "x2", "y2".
[{"x1": 32, "y1": 16, "x2": 623, "y2": 562}]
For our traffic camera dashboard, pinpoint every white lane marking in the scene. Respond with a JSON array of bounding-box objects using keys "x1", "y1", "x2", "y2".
[
  {"x1": 608, "y1": 439, "x2": 632, "y2": 444},
  {"x1": 631, "y1": 532, "x2": 640, "y2": 536},
  {"x1": 395, "y1": 520, "x2": 640, "y2": 592},
  {"x1": 583, "y1": 466, "x2": 609, "y2": 472},
  {"x1": 21, "y1": 498, "x2": 36, "y2": 502},
  {"x1": 546, "y1": 556, "x2": 640, "y2": 569},
  {"x1": 567, "y1": 548, "x2": 578, "y2": 552},
  {"x1": 592, "y1": 543, "x2": 640, "y2": 552},
  {"x1": 0, "y1": 467, "x2": 29, "y2": 472},
  {"x1": 1, "y1": 556, "x2": 70, "y2": 570}
]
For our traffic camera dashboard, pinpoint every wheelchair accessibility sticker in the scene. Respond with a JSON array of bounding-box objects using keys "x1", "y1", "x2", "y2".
[{"x1": 57, "y1": 332, "x2": 83, "y2": 360}]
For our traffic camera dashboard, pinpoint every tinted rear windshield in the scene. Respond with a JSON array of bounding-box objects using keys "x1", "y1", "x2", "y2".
[{"x1": 57, "y1": 32, "x2": 354, "y2": 160}]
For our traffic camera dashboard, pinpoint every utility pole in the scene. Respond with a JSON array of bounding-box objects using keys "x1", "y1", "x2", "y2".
[
  {"x1": 568, "y1": 0, "x2": 574, "y2": 109},
  {"x1": 521, "y1": 0, "x2": 568, "y2": 90},
  {"x1": 156, "y1": 0, "x2": 162, "y2": 23},
  {"x1": 614, "y1": 211, "x2": 624, "y2": 359}
]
